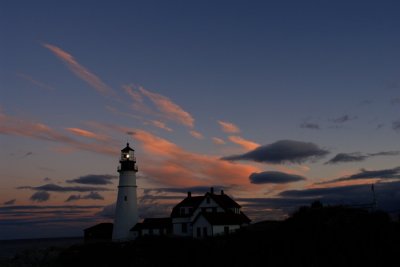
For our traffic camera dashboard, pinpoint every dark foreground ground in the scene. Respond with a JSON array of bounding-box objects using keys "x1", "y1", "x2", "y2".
[{"x1": 2, "y1": 205, "x2": 399, "y2": 267}]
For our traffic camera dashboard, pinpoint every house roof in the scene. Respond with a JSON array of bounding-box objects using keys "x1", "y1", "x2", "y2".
[
  {"x1": 121, "y1": 143, "x2": 134, "y2": 152},
  {"x1": 130, "y1": 217, "x2": 172, "y2": 231},
  {"x1": 84, "y1": 222, "x2": 113, "y2": 232},
  {"x1": 194, "y1": 211, "x2": 251, "y2": 226},
  {"x1": 170, "y1": 196, "x2": 204, "y2": 218},
  {"x1": 170, "y1": 191, "x2": 243, "y2": 218},
  {"x1": 207, "y1": 193, "x2": 241, "y2": 209}
]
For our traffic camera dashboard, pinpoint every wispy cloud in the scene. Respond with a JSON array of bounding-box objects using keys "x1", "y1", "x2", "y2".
[
  {"x1": 325, "y1": 151, "x2": 400, "y2": 164},
  {"x1": 0, "y1": 110, "x2": 118, "y2": 156},
  {"x1": 331, "y1": 114, "x2": 356, "y2": 124},
  {"x1": 212, "y1": 137, "x2": 226, "y2": 145},
  {"x1": 3, "y1": 199, "x2": 16, "y2": 205},
  {"x1": 222, "y1": 140, "x2": 329, "y2": 164},
  {"x1": 151, "y1": 120, "x2": 172, "y2": 132},
  {"x1": 30, "y1": 191, "x2": 50, "y2": 202},
  {"x1": 318, "y1": 166, "x2": 400, "y2": 185},
  {"x1": 300, "y1": 122, "x2": 320, "y2": 130},
  {"x1": 66, "y1": 174, "x2": 117, "y2": 185},
  {"x1": 189, "y1": 130, "x2": 204, "y2": 139},
  {"x1": 18, "y1": 183, "x2": 111, "y2": 192},
  {"x1": 149, "y1": 120, "x2": 173, "y2": 132},
  {"x1": 124, "y1": 85, "x2": 195, "y2": 128},
  {"x1": 42, "y1": 43, "x2": 114, "y2": 96},
  {"x1": 66, "y1": 127, "x2": 110, "y2": 141},
  {"x1": 17, "y1": 73, "x2": 55, "y2": 91},
  {"x1": 393, "y1": 119, "x2": 400, "y2": 131},
  {"x1": 65, "y1": 192, "x2": 104, "y2": 202},
  {"x1": 218, "y1": 120, "x2": 240, "y2": 133},
  {"x1": 127, "y1": 129, "x2": 259, "y2": 187},
  {"x1": 139, "y1": 87, "x2": 195, "y2": 128},
  {"x1": 106, "y1": 105, "x2": 143, "y2": 120},
  {"x1": 22, "y1": 152, "x2": 33, "y2": 158},
  {"x1": 228, "y1": 136, "x2": 259, "y2": 150}
]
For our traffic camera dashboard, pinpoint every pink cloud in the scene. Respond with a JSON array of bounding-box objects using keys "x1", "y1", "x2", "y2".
[
  {"x1": 228, "y1": 135, "x2": 259, "y2": 151},
  {"x1": 105, "y1": 106, "x2": 142, "y2": 120},
  {"x1": 138, "y1": 87, "x2": 195, "y2": 128},
  {"x1": 123, "y1": 85, "x2": 156, "y2": 116},
  {"x1": 42, "y1": 43, "x2": 114, "y2": 96},
  {"x1": 17, "y1": 73, "x2": 55, "y2": 91},
  {"x1": 129, "y1": 129, "x2": 260, "y2": 187},
  {"x1": 149, "y1": 120, "x2": 173, "y2": 132},
  {"x1": 218, "y1": 120, "x2": 240, "y2": 133},
  {"x1": 0, "y1": 110, "x2": 118, "y2": 156},
  {"x1": 65, "y1": 127, "x2": 110, "y2": 141},
  {"x1": 123, "y1": 85, "x2": 195, "y2": 128},
  {"x1": 212, "y1": 137, "x2": 226, "y2": 145},
  {"x1": 189, "y1": 130, "x2": 204, "y2": 139}
]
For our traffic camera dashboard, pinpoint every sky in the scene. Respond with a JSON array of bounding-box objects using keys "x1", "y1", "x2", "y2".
[{"x1": 1, "y1": 0, "x2": 400, "y2": 240}]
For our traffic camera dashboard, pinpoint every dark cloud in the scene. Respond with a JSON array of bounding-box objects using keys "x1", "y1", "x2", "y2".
[
  {"x1": 3, "y1": 199, "x2": 16, "y2": 205},
  {"x1": 346, "y1": 167, "x2": 400, "y2": 180},
  {"x1": 369, "y1": 151, "x2": 400, "y2": 156},
  {"x1": 66, "y1": 174, "x2": 117, "y2": 185},
  {"x1": 393, "y1": 120, "x2": 400, "y2": 131},
  {"x1": 22, "y1": 152, "x2": 33, "y2": 158},
  {"x1": 325, "y1": 153, "x2": 368, "y2": 164},
  {"x1": 222, "y1": 140, "x2": 329, "y2": 164},
  {"x1": 319, "y1": 166, "x2": 400, "y2": 184},
  {"x1": 30, "y1": 191, "x2": 50, "y2": 202},
  {"x1": 331, "y1": 114, "x2": 356, "y2": 123},
  {"x1": 249, "y1": 171, "x2": 306, "y2": 184},
  {"x1": 83, "y1": 191, "x2": 104, "y2": 200},
  {"x1": 299, "y1": 122, "x2": 320, "y2": 130},
  {"x1": 0, "y1": 205, "x2": 103, "y2": 212},
  {"x1": 65, "y1": 195, "x2": 81, "y2": 202},
  {"x1": 376, "y1": 123, "x2": 384, "y2": 130},
  {"x1": 65, "y1": 191, "x2": 104, "y2": 202},
  {"x1": 18, "y1": 183, "x2": 111, "y2": 192},
  {"x1": 325, "y1": 151, "x2": 400, "y2": 164},
  {"x1": 144, "y1": 185, "x2": 227, "y2": 195}
]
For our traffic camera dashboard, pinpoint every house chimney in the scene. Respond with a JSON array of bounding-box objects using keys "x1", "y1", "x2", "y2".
[
  {"x1": 187, "y1": 191, "x2": 191, "y2": 198},
  {"x1": 210, "y1": 187, "x2": 214, "y2": 194},
  {"x1": 221, "y1": 190, "x2": 224, "y2": 195}
]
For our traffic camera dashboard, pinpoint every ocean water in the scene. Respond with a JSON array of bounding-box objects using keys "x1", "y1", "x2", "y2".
[{"x1": 0, "y1": 237, "x2": 83, "y2": 259}]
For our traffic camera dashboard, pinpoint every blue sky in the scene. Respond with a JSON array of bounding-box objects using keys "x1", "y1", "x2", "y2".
[{"x1": 1, "y1": 0, "x2": 400, "y2": 239}]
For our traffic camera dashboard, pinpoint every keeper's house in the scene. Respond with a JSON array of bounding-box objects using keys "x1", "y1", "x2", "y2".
[{"x1": 131, "y1": 187, "x2": 250, "y2": 239}]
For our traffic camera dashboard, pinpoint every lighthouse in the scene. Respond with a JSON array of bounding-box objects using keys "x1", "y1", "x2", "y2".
[{"x1": 112, "y1": 143, "x2": 139, "y2": 241}]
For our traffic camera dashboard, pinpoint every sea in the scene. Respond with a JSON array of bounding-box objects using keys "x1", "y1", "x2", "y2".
[{"x1": 0, "y1": 237, "x2": 83, "y2": 259}]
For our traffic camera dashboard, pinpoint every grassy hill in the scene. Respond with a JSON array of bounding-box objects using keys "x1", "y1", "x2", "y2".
[{"x1": 3, "y1": 204, "x2": 400, "y2": 267}]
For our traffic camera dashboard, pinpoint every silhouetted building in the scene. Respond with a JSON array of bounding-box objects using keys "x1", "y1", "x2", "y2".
[
  {"x1": 130, "y1": 218, "x2": 172, "y2": 238},
  {"x1": 170, "y1": 188, "x2": 251, "y2": 238},
  {"x1": 84, "y1": 223, "x2": 113, "y2": 243}
]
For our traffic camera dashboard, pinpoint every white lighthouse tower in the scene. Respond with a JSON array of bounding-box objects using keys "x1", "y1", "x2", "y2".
[{"x1": 112, "y1": 143, "x2": 139, "y2": 241}]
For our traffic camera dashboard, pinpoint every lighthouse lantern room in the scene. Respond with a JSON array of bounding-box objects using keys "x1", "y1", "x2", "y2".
[{"x1": 112, "y1": 143, "x2": 139, "y2": 241}]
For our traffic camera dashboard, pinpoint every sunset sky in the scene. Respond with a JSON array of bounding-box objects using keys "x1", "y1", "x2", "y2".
[{"x1": 1, "y1": 0, "x2": 400, "y2": 240}]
